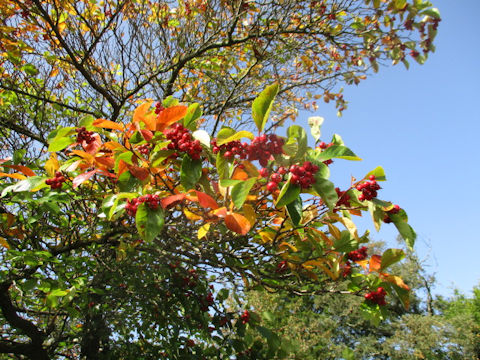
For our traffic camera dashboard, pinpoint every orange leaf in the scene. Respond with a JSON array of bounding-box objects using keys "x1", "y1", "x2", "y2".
[
  {"x1": 349, "y1": 209, "x2": 362, "y2": 216},
  {"x1": 225, "y1": 212, "x2": 251, "y2": 235},
  {"x1": 125, "y1": 163, "x2": 149, "y2": 181},
  {"x1": 0, "y1": 172, "x2": 26, "y2": 180},
  {"x1": 117, "y1": 160, "x2": 128, "y2": 176},
  {"x1": 231, "y1": 167, "x2": 249, "y2": 180},
  {"x1": 195, "y1": 191, "x2": 219, "y2": 209},
  {"x1": 133, "y1": 102, "x2": 156, "y2": 130},
  {"x1": 212, "y1": 207, "x2": 227, "y2": 218},
  {"x1": 70, "y1": 150, "x2": 95, "y2": 164},
  {"x1": 383, "y1": 274, "x2": 410, "y2": 291},
  {"x1": 2, "y1": 164, "x2": 35, "y2": 177},
  {"x1": 92, "y1": 118, "x2": 124, "y2": 131},
  {"x1": 73, "y1": 169, "x2": 98, "y2": 188},
  {"x1": 155, "y1": 105, "x2": 188, "y2": 131},
  {"x1": 369, "y1": 255, "x2": 382, "y2": 273},
  {"x1": 161, "y1": 193, "x2": 186, "y2": 209}
]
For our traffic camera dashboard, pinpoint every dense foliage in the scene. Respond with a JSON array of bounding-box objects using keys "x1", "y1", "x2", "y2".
[{"x1": 0, "y1": 0, "x2": 440, "y2": 358}]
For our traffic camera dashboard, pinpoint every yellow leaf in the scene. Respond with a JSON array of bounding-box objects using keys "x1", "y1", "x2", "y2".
[
  {"x1": 327, "y1": 223, "x2": 341, "y2": 241},
  {"x1": 259, "y1": 231, "x2": 274, "y2": 244},
  {"x1": 242, "y1": 204, "x2": 256, "y2": 227},
  {"x1": 184, "y1": 209, "x2": 202, "y2": 221},
  {"x1": 197, "y1": 223, "x2": 211, "y2": 239},
  {"x1": 45, "y1": 153, "x2": 59, "y2": 177},
  {"x1": 278, "y1": 241, "x2": 298, "y2": 253},
  {"x1": 328, "y1": 213, "x2": 359, "y2": 240}
]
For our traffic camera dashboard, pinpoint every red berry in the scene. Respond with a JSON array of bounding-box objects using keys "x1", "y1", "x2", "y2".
[
  {"x1": 266, "y1": 181, "x2": 278, "y2": 192},
  {"x1": 259, "y1": 168, "x2": 269, "y2": 177}
]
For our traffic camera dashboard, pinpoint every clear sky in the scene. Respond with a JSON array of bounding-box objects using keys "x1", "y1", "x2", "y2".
[{"x1": 296, "y1": 0, "x2": 480, "y2": 297}]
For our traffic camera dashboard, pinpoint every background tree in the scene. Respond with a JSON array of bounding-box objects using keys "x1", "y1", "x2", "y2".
[{"x1": 244, "y1": 241, "x2": 480, "y2": 359}]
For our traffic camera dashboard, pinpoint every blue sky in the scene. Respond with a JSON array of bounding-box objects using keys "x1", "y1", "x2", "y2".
[{"x1": 297, "y1": 0, "x2": 480, "y2": 297}]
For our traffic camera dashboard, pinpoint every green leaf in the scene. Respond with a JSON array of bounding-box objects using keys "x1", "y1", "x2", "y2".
[
  {"x1": 48, "y1": 136, "x2": 75, "y2": 152},
  {"x1": 183, "y1": 103, "x2": 202, "y2": 130},
  {"x1": 366, "y1": 166, "x2": 386, "y2": 181},
  {"x1": 231, "y1": 178, "x2": 256, "y2": 209},
  {"x1": 219, "y1": 179, "x2": 242, "y2": 187},
  {"x1": 13, "y1": 149, "x2": 26, "y2": 164},
  {"x1": 276, "y1": 177, "x2": 301, "y2": 207},
  {"x1": 162, "y1": 96, "x2": 179, "y2": 107},
  {"x1": 394, "y1": 0, "x2": 406, "y2": 10},
  {"x1": 180, "y1": 155, "x2": 202, "y2": 190},
  {"x1": 286, "y1": 196, "x2": 302, "y2": 226},
  {"x1": 216, "y1": 152, "x2": 229, "y2": 180},
  {"x1": 307, "y1": 116, "x2": 324, "y2": 142},
  {"x1": 421, "y1": 8, "x2": 441, "y2": 19},
  {"x1": 217, "y1": 288, "x2": 229, "y2": 301},
  {"x1": 1, "y1": 176, "x2": 45, "y2": 197},
  {"x1": 381, "y1": 249, "x2": 405, "y2": 270},
  {"x1": 312, "y1": 177, "x2": 338, "y2": 209},
  {"x1": 334, "y1": 230, "x2": 357, "y2": 252},
  {"x1": 217, "y1": 130, "x2": 254, "y2": 146},
  {"x1": 393, "y1": 221, "x2": 416, "y2": 249},
  {"x1": 316, "y1": 145, "x2": 361, "y2": 161},
  {"x1": 286, "y1": 125, "x2": 308, "y2": 160},
  {"x1": 257, "y1": 325, "x2": 281, "y2": 352},
  {"x1": 135, "y1": 202, "x2": 165, "y2": 242},
  {"x1": 252, "y1": 83, "x2": 279, "y2": 133},
  {"x1": 216, "y1": 127, "x2": 235, "y2": 143},
  {"x1": 331, "y1": 134, "x2": 344, "y2": 146}
]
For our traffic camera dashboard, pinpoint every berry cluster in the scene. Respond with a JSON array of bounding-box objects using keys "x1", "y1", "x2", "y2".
[
  {"x1": 240, "y1": 310, "x2": 250, "y2": 324},
  {"x1": 46, "y1": 171, "x2": 66, "y2": 189},
  {"x1": 163, "y1": 123, "x2": 202, "y2": 160},
  {"x1": 265, "y1": 166, "x2": 287, "y2": 192},
  {"x1": 347, "y1": 246, "x2": 368, "y2": 261},
  {"x1": 365, "y1": 287, "x2": 387, "y2": 306},
  {"x1": 137, "y1": 143, "x2": 151, "y2": 156},
  {"x1": 75, "y1": 127, "x2": 95, "y2": 144},
  {"x1": 211, "y1": 139, "x2": 248, "y2": 159},
  {"x1": 356, "y1": 175, "x2": 381, "y2": 201},
  {"x1": 318, "y1": 141, "x2": 334, "y2": 150},
  {"x1": 289, "y1": 161, "x2": 319, "y2": 189},
  {"x1": 125, "y1": 194, "x2": 160, "y2": 216},
  {"x1": 248, "y1": 134, "x2": 284, "y2": 167},
  {"x1": 335, "y1": 187, "x2": 351, "y2": 208},
  {"x1": 383, "y1": 204, "x2": 401, "y2": 223},
  {"x1": 154, "y1": 102, "x2": 164, "y2": 114}
]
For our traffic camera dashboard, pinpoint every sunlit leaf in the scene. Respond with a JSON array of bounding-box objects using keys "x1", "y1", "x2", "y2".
[
  {"x1": 252, "y1": 83, "x2": 279, "y2": 133},
  {"x1": 225, "y1": 212, "x2": 251, "y2": 235}
]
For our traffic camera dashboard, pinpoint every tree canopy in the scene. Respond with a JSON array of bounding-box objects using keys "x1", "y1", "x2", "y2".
[{"x1": 0, "y1": 0, "x2": 440, "y2": 358}]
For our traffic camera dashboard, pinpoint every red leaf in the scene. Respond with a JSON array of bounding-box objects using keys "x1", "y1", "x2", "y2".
[
  {"x1": 161, "y1": 193, "x2": 186, "y2": 209},
  {"x1": 73, "y1": 169, "x2": 98, "y2": 188},
  {"x1": 82, "y1": 133, "x2": 102, "y2": 155},
  {"x1": 125, "y1": 163, "x2": 149, "y2": 181},
  {"x1": 225, "y1": 212, "x2": 251, "y2": 235},
  {"x1": 140, "y1": 129, "x2": 154, "y2": 141},
  {"x1": 195, "y1": 191, "x2": 219, "y2": 209}
]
